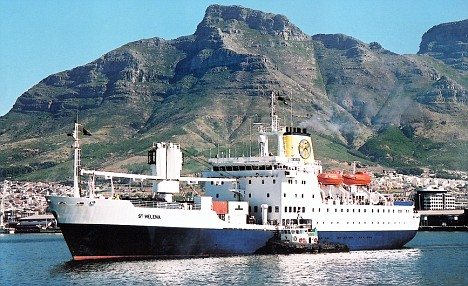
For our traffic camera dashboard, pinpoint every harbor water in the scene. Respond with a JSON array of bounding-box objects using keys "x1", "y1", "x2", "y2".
[{"x1": 0, "y1": 232, "x2": 466, "y2": 285}]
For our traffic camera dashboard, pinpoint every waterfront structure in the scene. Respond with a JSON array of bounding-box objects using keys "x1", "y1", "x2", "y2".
[
  {"x1": 415, "y1": 185, "x2": 456, "y2": 210},
  {"x1": 14, "y1": 214, "x2": 59, "y2": 233}
]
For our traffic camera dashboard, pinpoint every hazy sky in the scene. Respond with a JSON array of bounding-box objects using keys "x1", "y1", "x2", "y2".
[{"x1": 1, "y1": 0, "x2": 467, "y2": 116}]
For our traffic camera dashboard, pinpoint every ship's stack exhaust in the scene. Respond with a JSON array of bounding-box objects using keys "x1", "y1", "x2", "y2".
[{"x1": 148, "y1": 142, "x2": 182, "y2": 202}]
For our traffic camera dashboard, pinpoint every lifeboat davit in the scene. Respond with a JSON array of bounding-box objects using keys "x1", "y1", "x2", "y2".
[
  {"x1": 317, "y1": 172, "x2": 343, "y2": 185},
  {"x1": 342, "y1": 172, "x2": 372, "y2": 186}
]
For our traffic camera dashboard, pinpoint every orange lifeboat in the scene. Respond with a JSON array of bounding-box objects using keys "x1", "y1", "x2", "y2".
[
  {"x1": 317, "y1": 172, "x2": 343, "y2": 185},
  {"x1": 342, "y1": 172, "x2": 372, "y2": 186}
]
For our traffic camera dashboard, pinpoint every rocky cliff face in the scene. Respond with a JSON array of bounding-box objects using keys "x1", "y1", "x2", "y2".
[
  {"x1": 0, "y1": 5, "x2": 467, "y2": 181},
  {"x1": 418, "y1": 19, "x2": 468, "y2": 71}
]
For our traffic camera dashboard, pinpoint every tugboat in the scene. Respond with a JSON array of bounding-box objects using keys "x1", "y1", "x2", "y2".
[
  {"x1": 46, "y1": 93, "x2": 420, "y2": 261},
  {"x1": 280, "y1": 225, "x2": 319, "y2": 246}
]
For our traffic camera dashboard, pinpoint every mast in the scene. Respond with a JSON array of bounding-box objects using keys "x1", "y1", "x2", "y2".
[{"x1": 73, "y1": 123, "x2": 81, "y2": 197}]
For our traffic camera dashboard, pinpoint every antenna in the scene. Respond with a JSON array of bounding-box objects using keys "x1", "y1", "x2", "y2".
[
  {"x1": 270, "y1": 91, "x2": 278, "y2": 132},
  {"x1": 289, "y1": 91, "x2": 293, "y2": 127}
]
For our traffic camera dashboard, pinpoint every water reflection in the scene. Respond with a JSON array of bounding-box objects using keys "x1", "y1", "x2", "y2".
[{"x1": 50, "y1": 248, "x2": 423, "y2": 285}]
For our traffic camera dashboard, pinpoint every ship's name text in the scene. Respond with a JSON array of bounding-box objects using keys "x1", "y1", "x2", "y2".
[{"x1": 138, "y1": 214, "x2": 161, "y2": 219}]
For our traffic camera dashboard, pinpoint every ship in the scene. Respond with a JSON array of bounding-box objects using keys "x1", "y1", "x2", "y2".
[{"x1": 46, "y1": 94, "x2": 420, "y2": 260}]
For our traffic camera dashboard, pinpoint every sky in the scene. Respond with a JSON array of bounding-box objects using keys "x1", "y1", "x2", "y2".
[{"x1": 1, "y1": 0, "x2": 467, "y2": 116}]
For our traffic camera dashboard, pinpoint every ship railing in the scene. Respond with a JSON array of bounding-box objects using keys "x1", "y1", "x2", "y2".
[{"x1": 130, "y1": 200, "x2": 202, "y2": 210}]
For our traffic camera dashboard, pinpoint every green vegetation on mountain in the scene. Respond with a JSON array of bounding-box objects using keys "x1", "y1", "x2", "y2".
[{"x1": 0, "y1": 5, "x2": 466, "y2": 182}]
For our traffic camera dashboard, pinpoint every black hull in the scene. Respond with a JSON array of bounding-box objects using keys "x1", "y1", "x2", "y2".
[{"x1": 59, "y1": 223, "x2": 274, "y2": 260}]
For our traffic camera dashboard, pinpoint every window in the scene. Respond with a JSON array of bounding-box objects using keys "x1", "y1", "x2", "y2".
[
  {"x1": 302, "y1": 207, "x2": 305, "y2": 213},
  {"x1": 248, "y1": 206, "x2": 251, "y2": 212},
  {"x1": 249, "y1": 194, "x2": 251, "y2": 198},
  {"x1": 275, "y1": 206, "x2": 279, "y2": 213},
  {"x1": 301, "y1": 194, "x2": 304, "y2": 198},
  {"x1": 293, "y1": 207, "x2": 297, "y2": 213},
  {"x1": 312, "y1": 208, "x2": 315, "y2": 212},
  {"x1": 273, "y1": 179, "x2": 276, "y2": 184},
  {"x1": 267, "y1": 193, "x2": 270, "y2": 198},
  {"x1": 262, "y1": 180, "x2": 264, "y2": 184},
  {"x1": 289, "y1": 207, "x2": 292, "y2": 212},
  {"x1": 285, "y1": 207, "x2": 288, "y2": 212},
  {"x1": 268, "y1": 206, "x2": 272, "y2": 213},
  {"x1": 216, "y1": 194, "x2": 219, "y2": 198},
  {"x1": 284, "y1": 193, "x2": 286, "y2": 198},
  {"x1": 249, "y1": 180, "x2": 251, "y2": 184},
  {"x1": 254, "y1": 206, "x2": 258, "y2": 213}
]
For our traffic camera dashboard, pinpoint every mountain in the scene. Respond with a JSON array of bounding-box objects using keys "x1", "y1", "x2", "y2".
[
  {"x1": 418, "y1": 19, "x2": 468, "y2": 71},
  {"x1": 0, "y1": 5, "x2": 467, "y2": 182}
]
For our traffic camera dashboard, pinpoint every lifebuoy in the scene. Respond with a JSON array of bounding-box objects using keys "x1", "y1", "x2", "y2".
[{"x1": 313, "y1": 237, "x2": 318, "y2": 243}]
